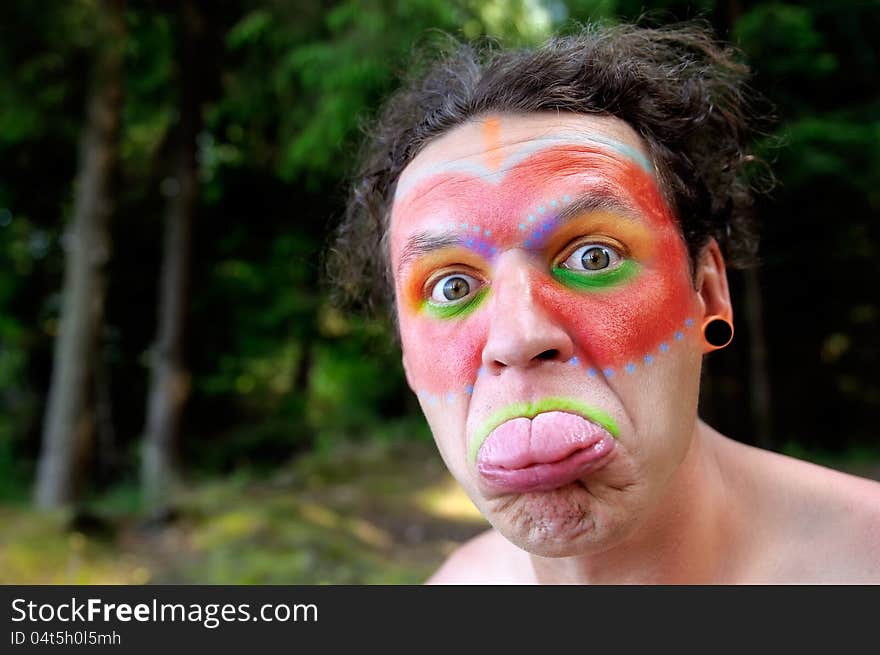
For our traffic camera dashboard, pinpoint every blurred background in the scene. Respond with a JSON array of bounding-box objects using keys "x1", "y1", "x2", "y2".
[{"x1": 0, "y1": 0, "x2": 878, "y2": 584}]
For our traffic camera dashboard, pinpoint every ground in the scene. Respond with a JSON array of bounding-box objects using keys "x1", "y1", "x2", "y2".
[
  {"x1": 0, "y1": 440, "x2": 488, "y2": 584},
  {"x1": 0, "y1": 439, "x2": 876, "y2": 584}
]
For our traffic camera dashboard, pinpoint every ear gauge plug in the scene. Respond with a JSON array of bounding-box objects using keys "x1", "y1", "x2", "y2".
[{"x1": 702, "y1": 316, "x2": 733, "y2": 351}]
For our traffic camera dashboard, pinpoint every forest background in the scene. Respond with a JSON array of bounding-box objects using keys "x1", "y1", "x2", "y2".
[{"x1": 1, "y1": 0, "x2": 878, "y2": 583}]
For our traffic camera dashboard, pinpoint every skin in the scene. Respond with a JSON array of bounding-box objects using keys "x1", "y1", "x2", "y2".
[{"x1": 388, "y1": 112, "x2": 880, "y2": 584}]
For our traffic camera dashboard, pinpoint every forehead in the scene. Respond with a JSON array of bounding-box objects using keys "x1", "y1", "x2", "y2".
[
  {"x1": 394, "y1": 112, "x2": 651, "y2": 206},
  {"x1": 389, "y1": 113, "x2": 660, "y2": 261}
]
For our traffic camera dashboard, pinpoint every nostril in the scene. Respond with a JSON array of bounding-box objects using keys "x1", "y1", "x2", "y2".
[{"x1": 536, "y1": 349, "x2": 559, "y2": 361}]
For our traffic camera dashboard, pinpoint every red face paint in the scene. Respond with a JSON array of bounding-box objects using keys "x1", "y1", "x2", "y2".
[{"x1": 392, "y1": 139, "x2": 698, "y2": 398}]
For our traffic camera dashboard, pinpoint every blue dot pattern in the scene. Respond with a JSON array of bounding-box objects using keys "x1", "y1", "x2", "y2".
[
  {"x1": 456, "y1": 196, "x2": 573, "y2": 255},
  {"x1": 417, "y1": 318, "x2": 696, "y2": 406}
]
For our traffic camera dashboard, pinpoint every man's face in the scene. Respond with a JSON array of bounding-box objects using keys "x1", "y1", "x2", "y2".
[{"x1": 389, "y1": 113, "x2": 706, "y2": 556}]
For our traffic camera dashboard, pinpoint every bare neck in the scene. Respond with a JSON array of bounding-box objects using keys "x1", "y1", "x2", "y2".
[{"x1": 528, "y1": 421, "x2": 748, "y2": 584}]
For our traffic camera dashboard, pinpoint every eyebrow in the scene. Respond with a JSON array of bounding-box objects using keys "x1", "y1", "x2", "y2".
[
  {"x1": 397, "y1": 232, "x2": 462, "y2": 277},
  {"x1": 552, "y1": 190, "x2": 642, "y2": 226},
  {"x1": 395, "y1": 189, "x2": 644, "y2": 276}
]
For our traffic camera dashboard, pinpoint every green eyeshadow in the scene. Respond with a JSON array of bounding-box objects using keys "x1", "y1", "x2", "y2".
[
  {"x1": 422, "y1": 287, "x2": 488, "y2": 320},
  {"x1": 551, "y1": 260, "x2": 639, "y2": 291}
]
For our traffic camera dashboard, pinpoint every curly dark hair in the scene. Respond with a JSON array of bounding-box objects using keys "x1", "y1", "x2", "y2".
[{"x1": 331, "y1": 21, "x2": 766, "y2": 314}]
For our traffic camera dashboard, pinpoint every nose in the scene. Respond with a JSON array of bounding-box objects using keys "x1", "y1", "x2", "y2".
[{"x1": 481, "y1": 252, "x2": 575, "y2": 373}]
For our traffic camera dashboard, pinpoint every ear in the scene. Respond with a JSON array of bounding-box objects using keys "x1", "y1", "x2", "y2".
[{"x1": 694, "y1": 239, "x2": 733, "y2": 327}]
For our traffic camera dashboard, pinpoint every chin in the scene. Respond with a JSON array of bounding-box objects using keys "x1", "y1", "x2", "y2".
[{"x1": 483, "y1": 480, "x2": 640, "y2": 557}]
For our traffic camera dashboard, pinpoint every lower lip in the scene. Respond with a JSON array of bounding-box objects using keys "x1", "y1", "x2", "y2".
[{"x1": 476, "y1": 412, "x2": 617, "y2": 494}]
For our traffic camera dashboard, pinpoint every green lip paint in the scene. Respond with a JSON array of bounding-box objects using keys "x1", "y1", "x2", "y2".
[{"x1": 468, "y1": 396, "x2": 619, "y2": 464}]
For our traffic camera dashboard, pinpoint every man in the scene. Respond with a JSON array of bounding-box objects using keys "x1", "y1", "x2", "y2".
[{"x1": 333, "y1": 22, "x2": 880, "y2": 583}]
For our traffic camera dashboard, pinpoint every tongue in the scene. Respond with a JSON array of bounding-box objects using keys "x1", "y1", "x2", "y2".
[{"x1": 477, "y1": 411, "x2": 610, "y2": 469}]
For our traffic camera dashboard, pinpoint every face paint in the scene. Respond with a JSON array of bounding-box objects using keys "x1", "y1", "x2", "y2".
[
  {"x1": 392, "y1": 122, "x2": 698, "y2": 401},
  {"x1": 551, "y1": 259, "x2": 640, "y2": 292},
  {"x1": 393, "y1": 130, "x2": 656, "y2": 200},
  {"x1": 423, "y1": 286, "x2": 489, "y2": 320},
  {"x1": 468, "y1": 396, "x2": 620, "y2": 464},
  {"x1": 482, "y1": 116, "x2": 504, "y2": 171}
]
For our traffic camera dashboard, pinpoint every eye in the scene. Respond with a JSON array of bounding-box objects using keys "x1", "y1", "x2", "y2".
[
  {"x1": 560, "y1": 244, "x2": 622, "y2": 272},
  {"x1": 430, "y1": 273, "x2": 481, "y2": 304}
]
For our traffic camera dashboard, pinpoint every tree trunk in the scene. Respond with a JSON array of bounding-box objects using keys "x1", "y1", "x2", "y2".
[
  {"x1": 34, "y1": 0, "x2": 125, "y2": 509},
  {"x1": 141, "y1": 0, "x2": 204, "y2": 516},
  {"x1": 94, "y1": 335, "x2": 118, "y2": 483}
]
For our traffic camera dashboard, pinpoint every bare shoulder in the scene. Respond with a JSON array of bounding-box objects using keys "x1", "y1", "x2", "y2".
[
  {"x1": 761, "y1": 444, "x2": 880, "y2": 523},
  {"x1": 425, "y1": 529, "x2": 534, "y2": 584},
  {"x1": 728, "y1": 438, "x2": 880, "y2": 582}
]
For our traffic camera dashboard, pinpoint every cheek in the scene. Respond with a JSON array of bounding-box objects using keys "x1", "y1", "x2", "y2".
[
  {"x1": 551, "y1": 274, "x2": 695, "y2": 369},
  {"x1": 400, "y1": 312, "x2": 487, "y2": 397},
  {"x1": 546, "y1": 237, "x2": 697, "y2": 369}
]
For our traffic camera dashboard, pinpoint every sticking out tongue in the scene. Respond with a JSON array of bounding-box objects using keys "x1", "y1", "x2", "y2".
[{"x1": 476, "y1": 411, "x2": 615, "y2": 493}]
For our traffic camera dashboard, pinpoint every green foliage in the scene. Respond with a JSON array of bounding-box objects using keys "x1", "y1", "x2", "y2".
[
  {"x1": 0, "y1": 0, "x2": 878, "y2": 511},
  {"x1": 769, "y1": 112, "x2": 880, "y2": 190},
  {"x1": 120, "y1": 10, "x2": 175, "y2": 177},
  {"x1": 309, "y1": 332, "x2": 409, "y2": 440},
  {"x1": 460, "y1": 0, "x2": 557, "y2": 43},
  {"x1": 735, "y1": 4, "x2": 837, "y2": 79},
  {"x1": 210, "y1": 0, "x2": 559, "y2": 185},
  {"x1": 0, "y1": 1, "x2": 94, "y2": 145}
]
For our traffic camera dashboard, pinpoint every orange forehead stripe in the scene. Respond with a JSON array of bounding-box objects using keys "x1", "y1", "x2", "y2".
[{"x1": 482, "y1": 117, "x2": 503, "y2": 171}]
